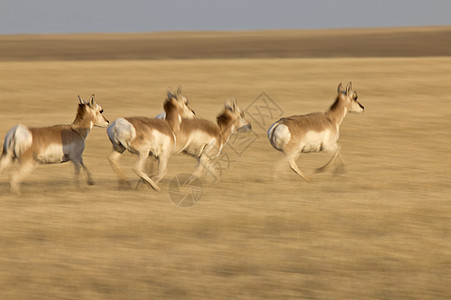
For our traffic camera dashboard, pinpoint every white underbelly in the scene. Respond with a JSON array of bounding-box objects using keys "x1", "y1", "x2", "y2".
[
  {"x1": 299, "y1": 130, "x2": 335, "y2": 153},
  {"x1": 183, "y1": 131, "x2": 217, "y2": 157},
  {"x1": 36, "y1": 144, "x2": 65, "y2": 163}
]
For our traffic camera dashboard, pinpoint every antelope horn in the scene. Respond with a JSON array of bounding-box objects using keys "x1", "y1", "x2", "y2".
[
  {"x1": 337, "y1": 82, "x2": 343, "y2": 94},
  {"x1": 78, "y1": 95, "x2": 86, "y2": 105}
]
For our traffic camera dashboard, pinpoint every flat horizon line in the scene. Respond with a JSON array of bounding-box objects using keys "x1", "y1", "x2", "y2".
[{"x1": 1, "y1": 25, "x2": 450, "y2": 38}]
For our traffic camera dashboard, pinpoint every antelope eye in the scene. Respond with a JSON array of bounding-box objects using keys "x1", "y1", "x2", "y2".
[{"x1": 99, "y1": 109, "x2": 104, "y2": 113}]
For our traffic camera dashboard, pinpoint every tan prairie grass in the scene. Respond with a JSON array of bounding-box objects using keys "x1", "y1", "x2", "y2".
[{"x1": 0, "y1": 34, "x2": 451, "y2": 299}]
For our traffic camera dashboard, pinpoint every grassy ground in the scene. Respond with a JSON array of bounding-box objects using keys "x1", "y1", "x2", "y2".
[{"x1": 0, "y1": 29, "x2": 450, "y2": 299}]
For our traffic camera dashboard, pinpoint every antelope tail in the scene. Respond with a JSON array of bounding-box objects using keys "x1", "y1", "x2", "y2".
[{"x1": 267, "y1": 121, "x2": 282, "y2": 151}]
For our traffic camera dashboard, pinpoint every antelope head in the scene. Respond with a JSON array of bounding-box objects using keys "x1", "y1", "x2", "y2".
[
  {"x1": 78, "y1": 94, "x2": 110, "y2": 128},
  {"x1": 337, "y1": 82, "x2": 364, "y2": 113},
  {"x1": 165, "y1": 86, "x2": 196, "y2": 119},
  {"x1": 220, "y1": 98, "x2": 252, "y2": 133},
  {"x1": 164, "y1": 87, "x2": 196, "y2": 132}
]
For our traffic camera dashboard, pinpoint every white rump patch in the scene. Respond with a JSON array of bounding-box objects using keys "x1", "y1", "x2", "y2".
[
  {"x1": 3, "y1": 124, "x2": 32, "y2": 158},
  {"x1": 107, "y1": 118, "x2": 136, "y2": 149},
  {"x1": 268, "y1": 123, "x2": 291, "y2": 151}
]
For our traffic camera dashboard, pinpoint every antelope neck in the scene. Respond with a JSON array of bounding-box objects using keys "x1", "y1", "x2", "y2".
[
  {"x1": 71, "y1": 107, "x2": 93, "y2": 137},
  {"x1": 218, "y1": 118, "x2": 235, "y2": 144},
  {"x1": 326, "y1": 97, "x2": 348, "y2": 127},
  {"x1": 165, "y1": 110, "x2": 181, "y2": 133}
]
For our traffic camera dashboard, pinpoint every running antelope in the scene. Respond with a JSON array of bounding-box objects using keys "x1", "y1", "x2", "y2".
[
  {"x1": 0, "y1": 95, "x2": 109, "y2": 193},
  {"x1": 267, "y1": 82, "x2": 364, "y2": 181},
  {"x1": 107, "y1": 88, "x2": 195, "y2": 192},
  {"x1": 175, "y1": 98, "x2": 252, "y2": 181}
]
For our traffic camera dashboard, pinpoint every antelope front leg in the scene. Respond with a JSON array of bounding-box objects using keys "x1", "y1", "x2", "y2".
[
  {"x1": 72, "y1": 157, "x2": 94, "y2": 186},
  {"x1": 153, "y1": 154, "x2": 169, "y2": 184},
  {"x1": 315, "y1": 144, "x2": 342, "y2": 174},
  {"x1": 73, "y1": 161, "x2": 82, "y2": 186},
  {"x1": 133, "y1": 153, "x2": 161, "y2": 192},
  {"x1": 79, "y1": 158, "x2": 95, "y2": 185},
  {"x1": 183, "y1": 155, "x2": 211, "y2": 186},
  {"x1": 192, "y1": 144, "x2": 221, "y2": 183}
]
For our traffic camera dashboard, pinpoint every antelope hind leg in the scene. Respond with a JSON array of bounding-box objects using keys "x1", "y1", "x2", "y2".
[
  {"x1": 0, "y1": 153, "x2": 13, "y2": 175},
  {"x1": 10, "y1": 161, "x2": 36, "y2": 194},
  {"x1": 108, "y1": 151, "x2": 132, "y2": 189},
  {"x1": 287, "y1": 153, "x2": 312, "y2": 182},
  {"x1": 271, "y1": 155, "x2": 288, "y2": 181}
]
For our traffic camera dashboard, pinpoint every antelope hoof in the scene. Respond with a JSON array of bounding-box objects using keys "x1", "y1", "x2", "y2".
[
  {"x1": 139, "y1": 178, "x2": 161, "y2": 192},
  {"x1": 314, "y1": 166, "x2": 327, "y2": 174},
  {"x1": 10, "y1": 184, "x2": 22, "y2": 195},
  {"x1": 150, "y1": 183, "x2": 161, "y2": 193},
  {"x1": 333, "y1": 164, "x2": 346, "y2": 175},
  {"x1": 119, "y1": 179, "x2": 132, "y2": 190},
  {"x1": 298, "y1": 174, "x2": 313, "y2": 183},
  {"x1": 185, "y1": 175, "x2": 196, "y2": 185},
  {"x1": 87, "y1": 179, "x2": 95, "y2": 185},
  {"x1": 135, "y1": 179, "x2": 144, "y2": 191}
]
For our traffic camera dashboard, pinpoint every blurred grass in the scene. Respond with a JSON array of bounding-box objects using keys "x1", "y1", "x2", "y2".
[
  {"x1": 0, "y1": 29, "x2": 451, "y2": 299},
  {"x1": 1, "y1": 26, "x2": 451, "y2": 61}
]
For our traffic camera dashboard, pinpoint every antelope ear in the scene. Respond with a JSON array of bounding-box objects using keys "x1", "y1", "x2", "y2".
[
  {"x1": 89, "y1": 94, "x2": 96, "y2": 107},
  {"x1": 78, "y1": 95, "x2": 86, "y2": 105},
  {"x1": 337, "y1": 82, "x2": 343, "y2": 94},
  {"x1": 346, "y1": 82, "x2": 353, "y2": 95}
]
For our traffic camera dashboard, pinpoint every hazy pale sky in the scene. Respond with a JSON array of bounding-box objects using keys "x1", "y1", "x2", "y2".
[{"x1": 0, "y1": 0, "x2": 450, "y2": 34}]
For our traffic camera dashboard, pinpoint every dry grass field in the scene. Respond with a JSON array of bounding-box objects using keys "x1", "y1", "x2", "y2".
[{"x1": 0, "y1": 27, "x2": 450, "y2": 299}]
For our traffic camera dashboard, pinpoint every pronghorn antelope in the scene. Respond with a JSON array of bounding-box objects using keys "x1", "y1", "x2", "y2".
[
  {"x1": 267, "y1": 82, "x2": 364, "y2": 182},
  {"x1": 107, "y1": 88, "x2": 195, "y2": 192},
  {"x1": 0, "y1": 95, "x2": 109, "y2": 193},
  {"x1": 175, "y1": 98, "x2": 252, "y2": 181}
]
